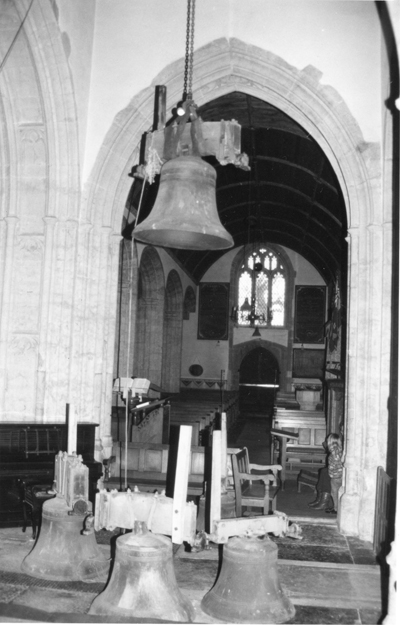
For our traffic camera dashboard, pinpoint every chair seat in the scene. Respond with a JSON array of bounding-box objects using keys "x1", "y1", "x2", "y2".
[
  {"x1": 242, "y1": 482, "x2": 266, "y2": 499},
  {"x1": 242, "y1": 482, "x2": 279, "y2": 500}
]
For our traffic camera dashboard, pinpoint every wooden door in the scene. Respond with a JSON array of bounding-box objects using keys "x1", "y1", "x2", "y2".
[{"x1": 239, "y1": 348, "x2": 279, "y2": 415}]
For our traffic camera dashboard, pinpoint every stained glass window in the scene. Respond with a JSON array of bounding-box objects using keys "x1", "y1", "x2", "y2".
[{"x1": 237, "y1": 247, "x2": 286, "y2": 327}]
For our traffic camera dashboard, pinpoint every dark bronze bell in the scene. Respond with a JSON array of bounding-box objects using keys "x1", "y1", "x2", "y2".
[
  {"x1": 89, "y1": 521, "x2": 194, "y2": 622},
  {"x1": 133, "y1": 155, "x2": 234, "y2": 250},
  {"x1": 201, "y1": 535, "x2": 295, "y2": 623},
  {"x1": 21, "y1": 495, "x2": 109, "y2": 581}
]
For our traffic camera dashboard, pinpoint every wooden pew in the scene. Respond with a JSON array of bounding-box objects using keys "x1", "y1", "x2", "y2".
[
  {"x1": 106, "y1": 441, "x2": 243, "y2": 498},
  {"x1": 107, "y1": 441, "x2": 207, "y2": 496},
  {"x1": 271, "y1": 409, "x2": 327, "y2": 488}
]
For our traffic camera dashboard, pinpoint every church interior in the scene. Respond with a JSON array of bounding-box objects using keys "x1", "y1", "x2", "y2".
[{"x1": 0, "y1": 1, "x2": 398, "y2": 623}]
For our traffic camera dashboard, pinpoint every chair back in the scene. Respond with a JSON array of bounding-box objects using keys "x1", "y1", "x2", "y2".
[
  {"x1": 231, "y1": 448, "x2": 250, "y2": 516},
  {"x1": 231, "y1": 448, "x2": 281, "y2": 517},
  {"x1": 233, "y1": 448, "x2": 249, "y2": 474}
]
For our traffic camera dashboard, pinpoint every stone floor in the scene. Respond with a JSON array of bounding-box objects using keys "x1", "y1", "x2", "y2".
[
  {"x1": 0, "y1": 514, "x2": 383, "y2": 624},
  {"x1": 0, "y1": 414, "x2": 385, "y2": 623}
]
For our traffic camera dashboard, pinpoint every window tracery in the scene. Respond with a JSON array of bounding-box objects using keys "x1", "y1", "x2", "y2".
[{"x1": 237, "y1": 247, "x2": 286, "y2": 327}]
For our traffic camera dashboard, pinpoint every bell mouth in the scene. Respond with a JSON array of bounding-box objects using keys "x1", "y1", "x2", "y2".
[{"x1": 134, "y1": 228, "x2": 234, "y2": 250}]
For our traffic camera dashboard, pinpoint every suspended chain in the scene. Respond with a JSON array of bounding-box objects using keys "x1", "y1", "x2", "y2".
[{"x1": 183, "y1": 0, "x2": 196, "y2": 99}]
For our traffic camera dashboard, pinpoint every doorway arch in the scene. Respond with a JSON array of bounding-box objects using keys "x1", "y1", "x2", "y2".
[
  {"x1": 83, "y1": 38, "x2": 389, "y2": 541},
  {"x1": 239, "y1": 347, "x2": 279, "y2": 417}
]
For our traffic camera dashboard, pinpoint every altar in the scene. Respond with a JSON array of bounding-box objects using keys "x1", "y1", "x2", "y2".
[{"x1": 293, "y1": 378, "x2": 323, "y2": 411}]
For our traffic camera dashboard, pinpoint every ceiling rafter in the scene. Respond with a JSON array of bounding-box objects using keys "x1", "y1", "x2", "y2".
[{"x1": 129, "y1": 92, "x2": 347, "y2": 284}]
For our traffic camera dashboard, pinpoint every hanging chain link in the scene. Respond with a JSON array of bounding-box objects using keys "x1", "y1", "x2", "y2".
[{"x1": 183, "y1": 0, "x2": 196, "y2": 100}]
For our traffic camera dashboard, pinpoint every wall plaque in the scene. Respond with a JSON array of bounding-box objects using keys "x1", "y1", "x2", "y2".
[
  {"x1": 198, "y1": 283, "x2": 230, "y2": 340},
  {"x1": 294, "y1": 286, "x2": 326, "y2": 344}
]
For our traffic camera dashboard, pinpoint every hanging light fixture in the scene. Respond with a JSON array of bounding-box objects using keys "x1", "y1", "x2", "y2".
[
  {"x1": 132, "y1": 0, "x2": 250, "y2": 250},
  {"x1": 233, "y1": 189, "x2": 274, "y2": 335}
]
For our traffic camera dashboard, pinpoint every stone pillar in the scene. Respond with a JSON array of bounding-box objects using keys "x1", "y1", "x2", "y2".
[
  {"x1": 340, "y1": 217, "x2": 391, "y2": 541},
  {"x1": 35, "y1": 216, "x2": 57, "y2": 419},
  {"x1": 99, "y1": 231, "x2": 123, "y2": 459},
  {"x1": 0, "y1": 216, "x2": 19, "y2": 416}
]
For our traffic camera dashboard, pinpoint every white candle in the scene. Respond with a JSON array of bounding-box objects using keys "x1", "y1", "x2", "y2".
[{"x1": 67, "y1": 403, "x2": 77, "y2": 455}]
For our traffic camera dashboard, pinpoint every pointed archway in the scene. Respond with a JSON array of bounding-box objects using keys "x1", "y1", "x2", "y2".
[
  {"x1": 134, "y1": 247, "x2": 165, "y2": 387},
  {"x1": 161, "y1": 270, "x2": 183, "y2": 393},
  {"x1": 239, "y1": 347, "x2": 279, "y2": 417},
  {"x1": 84, "y1": 38, "x2": 390, "y2": 541}
]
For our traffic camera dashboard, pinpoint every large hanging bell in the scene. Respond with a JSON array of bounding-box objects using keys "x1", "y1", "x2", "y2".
[
  {"x1": 21, "y1": 496, "x2": 109, "y2": 581},
  {"x1": 89, "y1": 521, "x2": 194, "y2": 622},
  {"x1": 201, "y1": 535, "x2": 295, "y2": 624},
  {"x1": 133, "y1": 155, "x2": 234, "y2": 250}
]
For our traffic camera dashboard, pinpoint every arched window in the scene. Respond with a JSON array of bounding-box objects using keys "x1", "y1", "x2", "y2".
[{"x1": 237, "y1": 247, "x2": 286, "y2": 327}]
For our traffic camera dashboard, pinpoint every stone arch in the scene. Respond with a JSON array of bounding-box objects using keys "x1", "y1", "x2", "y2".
[
  {"x1": 230, "y1": 339, "x2": 288, "y2": 395},
  {"x1": 239, "y1": 346, "x2": 281, "y2": 416},
  {"x1": 161, "y1": 270, "x2": 183, "y2": 392},
  {"x1": 134, "y1": 247, "x2": 165, "y2": 387},
  {"x1": 84, "y1": 38, "x2": 375, "y2": 236},
  {"x1": 85, "y1": 38, "x2": 388, "y2": 541}
]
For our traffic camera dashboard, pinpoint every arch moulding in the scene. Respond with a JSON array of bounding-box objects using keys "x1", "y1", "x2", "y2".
[
  {"x1": 85, "y1": 38, "x2": 386, "y2": 543},
  {"x1": 85, "y1": 37, "x2": 376, "y2": 235}
]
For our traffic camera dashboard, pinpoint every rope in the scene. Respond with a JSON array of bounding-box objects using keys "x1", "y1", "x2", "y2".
[
  {"x1": 124, "y1": 237, "x2": 135, "y2": 490},
  {"x1": 0, "y1": 0, "x2": 35, "y2": 73},
  {"x1": 123, "y1": 168, "x2": 148, "y2": 489}
]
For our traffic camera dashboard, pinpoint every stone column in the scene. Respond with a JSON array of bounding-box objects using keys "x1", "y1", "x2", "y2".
[
  {"x1": 0, "y1": 216, "x2": 19, "y2": 416},
  {"x1": 339, "y1": 228, "x2": 365, "y2": 536},
  {"x1": 35, "y1": 216, "x2": 57, "y2": 419},
  {"x1": 99, "y1": 231, "x2": 123, "y2": 460},
  {"x1": 340, "y1": 218, "x2": 391, "y2": 541}
]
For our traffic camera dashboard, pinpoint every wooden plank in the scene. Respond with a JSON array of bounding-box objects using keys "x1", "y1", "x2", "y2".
[
  {"x1": 221, "y1": 412, "x2": 227, "y2": 480},
  {"x1": 373, "y1": 466, "x2": 393, "y2": 555},
  {"x1": 161, "y1": 448, "x2": 169, "y2": 473},
  {"x1": 172, "y1": 425, "x2": 192, "y2": 544},
  {"x1": 210, "y1": 431, "x2": 222, "y2": 528}
]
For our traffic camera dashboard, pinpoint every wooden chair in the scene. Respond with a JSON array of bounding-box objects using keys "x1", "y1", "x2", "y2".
[
  {"x1": 231, "y1": 448, "x2": 281, "y2": 516},
  {"x1": 19, "y1": 481, "x2": 55, "y2": 539}
]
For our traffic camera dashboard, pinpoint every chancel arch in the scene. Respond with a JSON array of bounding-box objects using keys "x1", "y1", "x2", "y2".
[
  {"x1": 85, "y1": 38, "x2": 388, "y2": 542},
  {"x1": 161, "y1": 270, "x2": 183, "y2": 393}
]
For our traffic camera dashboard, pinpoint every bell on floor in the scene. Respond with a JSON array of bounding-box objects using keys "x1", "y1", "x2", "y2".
[
  {"x1": 89, "y1": 521, "x2": 194, "y2": 623},
  {"x1": 21, "y1": 495, "x2": 110, "y2": 582},
  {"x1": 201, "y1": 534, "x2": 295, "y2": 624}
]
